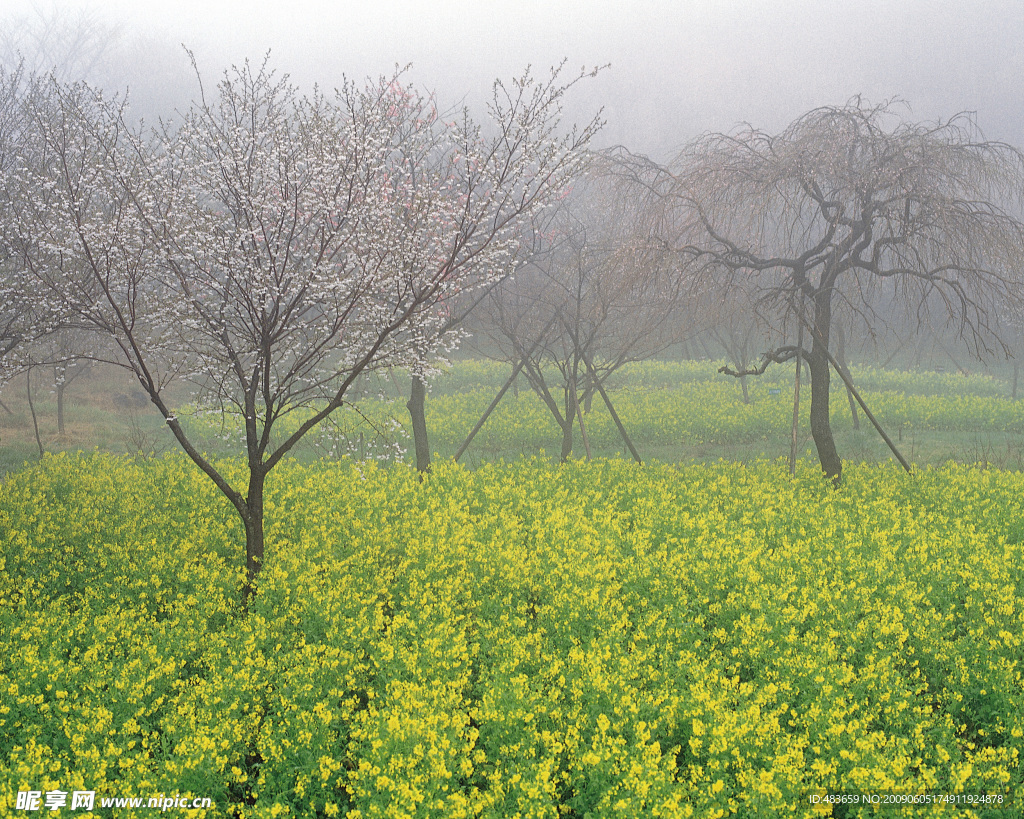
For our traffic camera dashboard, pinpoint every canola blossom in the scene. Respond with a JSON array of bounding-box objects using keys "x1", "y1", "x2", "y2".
[{"x1": 1, "y1": 452, "x2": 1022, "y2": 817}]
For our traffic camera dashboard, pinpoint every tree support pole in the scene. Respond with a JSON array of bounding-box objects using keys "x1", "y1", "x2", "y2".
[
  {"x1": 455, "y1": 315, "x2": 560, "y2": 463},
  {"x1": 797, "y1": 315, "x2": 912, "y2": 474},
  {"x1": 827, "y1": 356, "x2": 912, "y2": 473},
  {"x1": 578, "y1": 349, "x2": 642, "y2": 465},
  {"x1": 571, "y1": 364, "x2": 592, "y2": 459},
  {"x1": 559, "y1": 318, "x2": 642, "y2": 465},
  {"x1": 789, "y1": 321, "x2": 803, "y2": 476},
  {"x1": 454, "y1": 359, "x2": 527, "y2": 463}
]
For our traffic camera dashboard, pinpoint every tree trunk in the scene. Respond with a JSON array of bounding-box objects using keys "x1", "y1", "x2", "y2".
[
  {"x1": 56, "y1": 381, "x2": 66, "y2": 436},
  {"x1": 698, "y1": 335, "x2": 714, "y2": 360},
  {"x1": 740, "y1": 375, "x2": 749, "y2": 404},
  {"x1": 808, "y1": 291, "x2": 842, "y2": 485},
  {"x1": 789, "y1": 322, "x2": 803, "y2": 477},
  {"x1": 1013, "y1": 360, "x2": 1019, "y2": 402},
  {"x1": 570, "y1": 368, "x2": 591, "y2": 460},
  {"x1": 242, "y1": 469, "x2": 266, "y2": 607},
  {"x1": 407, "y1": 374, "x2": 431, "y2": 474}
]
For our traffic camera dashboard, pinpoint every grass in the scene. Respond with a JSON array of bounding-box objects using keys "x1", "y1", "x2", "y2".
[{"x1": 1, "y1": 358, "x2": 1022, "y2": 476}]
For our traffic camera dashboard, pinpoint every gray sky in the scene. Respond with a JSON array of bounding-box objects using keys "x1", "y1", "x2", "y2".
[{"x1": 4, "y1": 0, "x2": 1024, "y2": 158}]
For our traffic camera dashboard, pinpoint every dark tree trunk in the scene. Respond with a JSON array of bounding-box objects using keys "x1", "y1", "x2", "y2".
[
  {"x1": 808, "y1": 291, "x2": 842, "y2": 485},
  {"x1": 583, "y1": 379, "x2": 594, "y2": 413},
  {"x1": 407, "y1": 374, "x2": 431, "y2": 474},
  {"x1": 740, "y1": 375, "x2": 749, "y2": 404},
  {"x1": 242, "y1": 469, "x2": 266, "y2": 607},
  {"x1": 1013, "y1": 360, "x2": 1019, "y2": 402}
]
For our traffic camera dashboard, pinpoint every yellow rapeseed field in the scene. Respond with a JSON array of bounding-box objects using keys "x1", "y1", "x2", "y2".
[{"x1": 1, "y1": 453, "x2": 1021, "y2": 816}]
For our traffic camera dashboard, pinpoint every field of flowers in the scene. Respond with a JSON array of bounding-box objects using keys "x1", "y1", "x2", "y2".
[{"x1": 2, "y1": 452, "x2": 1022, "y2": 816}]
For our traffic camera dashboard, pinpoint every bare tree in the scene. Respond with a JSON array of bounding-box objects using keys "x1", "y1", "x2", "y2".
[
  {"x1": 474, "y1": 168, "x2": 685, "y2": 461},
  {"x1": 12, "y1": 58, "x2": 598, "y2": 603},
  {"x1": 0, "y1": 4, "x2": 118, "y2": 82},
  {"x1": 658, "y1": 98, "x2": 1024, "y2": 484},
  {"x1": 27, "y1": 326, "x2": 99, "y2": 436},
  {"x1": 702, "y1": 284, "x2": 777, "y2": 404}
]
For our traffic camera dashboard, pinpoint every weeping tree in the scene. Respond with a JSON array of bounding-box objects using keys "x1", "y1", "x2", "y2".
[
  {"x1": 660, "y1": 98, "x2": 1024, "y2": 484},
  {"x1": 13, "y1": 57, "x2": 599, "y2": 604}
]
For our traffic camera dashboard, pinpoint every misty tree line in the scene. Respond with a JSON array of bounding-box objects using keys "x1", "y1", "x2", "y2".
[{"x1": 3, "y1": 37, "x2": 1024, "y2": 601}]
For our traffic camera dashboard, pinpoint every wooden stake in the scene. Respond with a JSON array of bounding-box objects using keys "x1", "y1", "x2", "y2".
[
  {"x1": 796, "y1": 314, "x2": 913, "y2": 474},
  {"x1": 571, "y1": 362, "x2": 591, "y2": 460},
  {"x1": 454, "y1": 359, "x2": 527, "y2": 463},
  {"x1": 789, "y1": 321, "x2": 803, "y2": 476}
]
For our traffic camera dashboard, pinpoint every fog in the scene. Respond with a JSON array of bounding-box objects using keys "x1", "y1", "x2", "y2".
[{"x1": 4, "y1": 0, "x2": 1024, "y2": 158}]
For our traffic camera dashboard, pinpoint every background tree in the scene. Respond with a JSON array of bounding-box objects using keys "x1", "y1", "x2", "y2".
[
  {"x1": 994, "y1": 300, "x2": 1024, "y2": 400},
  {"x1": 701, "y1": 284, "x2": 777, "y2": 404},
  {"x1": 0, "y1": 64, "x2": 25, "y2": 385},
  {"x1": 473, "y1": 168, "x2": 685, "y2": 462},
  {"x1": 660, "y1": 99, "x2": 1024, "y2": 484},
  {"x1": 0, "y1": 4, "x2": 118, "y2": 82},
  {"x1": 0, "y1": 64, "x2": 61, "y2": 401},
  {"x1": 394, "y1": 67, "x2": 603, "y2": 473},
  {"x1": 13, "y1": 59, "x2": 598, "y2": 603}
]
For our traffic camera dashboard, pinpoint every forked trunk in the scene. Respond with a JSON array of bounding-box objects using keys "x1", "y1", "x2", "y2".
[{"x1": 559, "y1": 417, "x2": 574, "y2": 461}]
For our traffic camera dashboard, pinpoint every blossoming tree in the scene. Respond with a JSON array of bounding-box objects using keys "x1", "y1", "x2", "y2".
[
  {"x1": 1, "y1": 64, "x2": 33, "y2": 388},
  {"x1": 13, "y1": 57, "x2": 599, "y2": 602}
]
